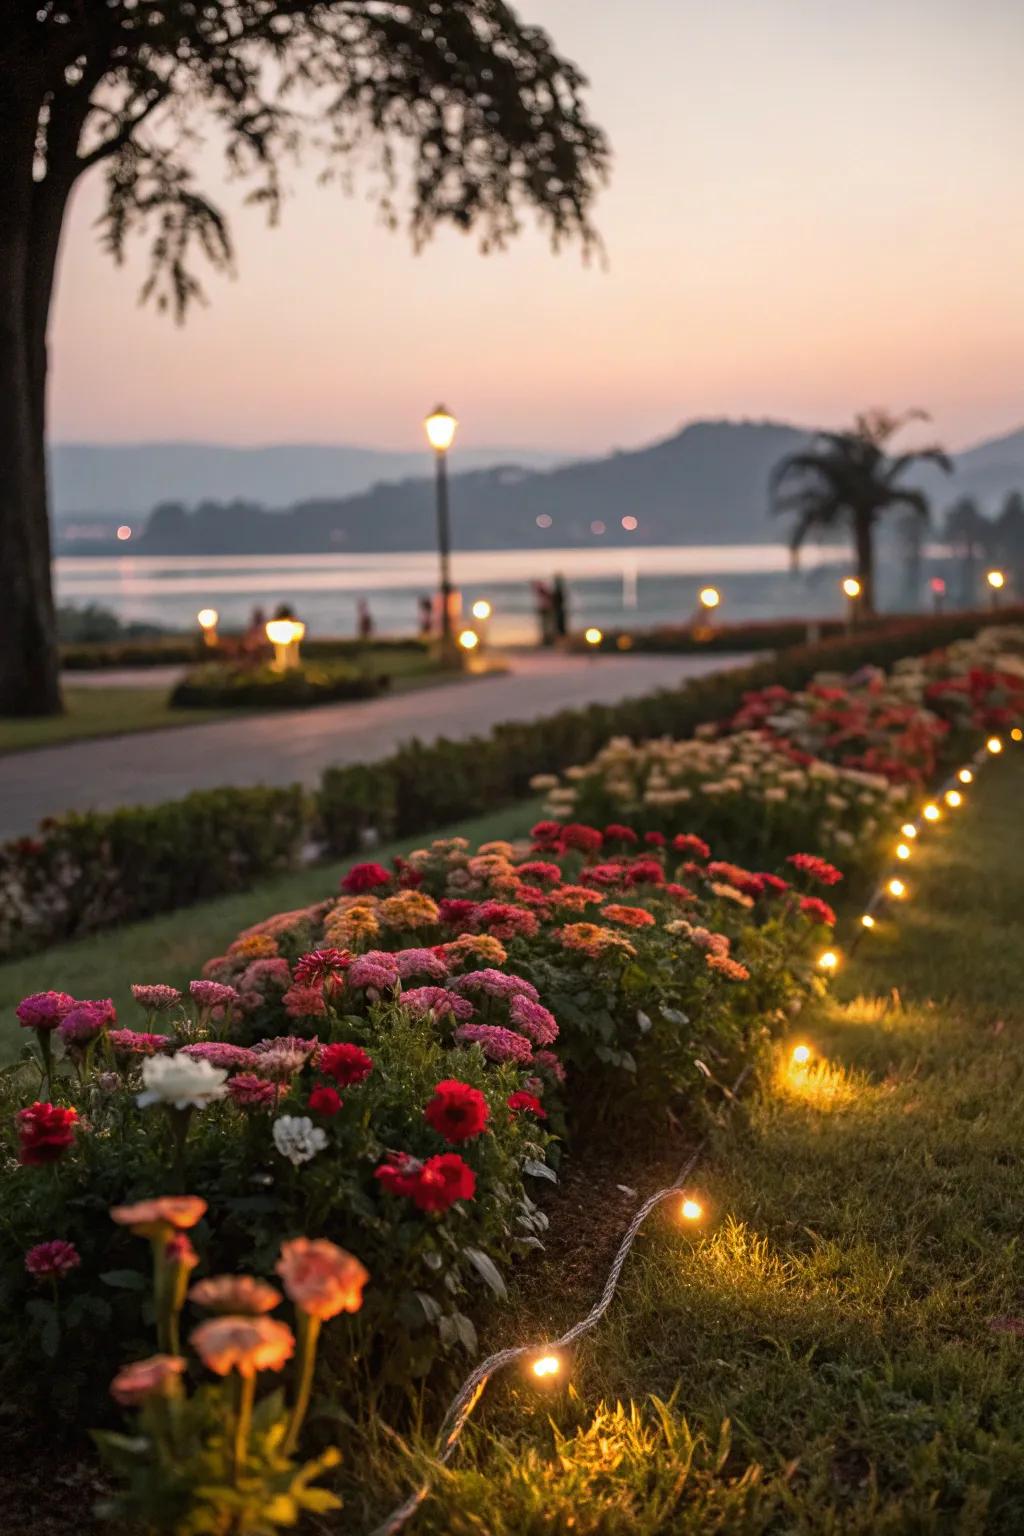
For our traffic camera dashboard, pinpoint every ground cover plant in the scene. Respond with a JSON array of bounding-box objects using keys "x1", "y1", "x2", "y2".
[{"x1": 170, "y1": 658, "x2": 387, "y2": 710}]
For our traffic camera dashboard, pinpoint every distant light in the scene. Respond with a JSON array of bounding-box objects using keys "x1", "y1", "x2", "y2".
[
  {"x1": 458, "y1": 629, "x2": 480, "y2": 651},
  {"x1": 791, "y1": 1044, "x2": 812, "y2": 1065},
  {"x1": 818, "y1": 949, "x2": 839, "y2": 971},
  {"x1": 900, "y1": 823, "x2": 918, "y2": 839},
  {"x1": 590, "y1": 520, "x2": 606, "y2": 536},
  {"x1": 116, "y1": 524, "x2": 132, "y2": 541},
  {"x1": 584, "y1": 627, "x2": 603, "y2": 647},
  {"x1": 680, "y1": 1198, "x2": 704, "y2": 1222},
  {"x1": 265, "y1": 618, "x2": 305, "y2": 646},
  {"x1": 987, "y1": 736, "x2": 1004, "y2": 754},
  {"x1": 987, "y1": 569, "x2": 1006, "y2": 590},
  {"x1": 424, "y1": 405, "x2": 457, "y2": 452},
  {"x1": 1012, "y1": 728, "x2": 1023, "y2": 743},
  {"x1": 896, "y1": 843, "x2": 911, "y2": 860},
  {"x1": 887, "y1": 878, "x2": 907, "y2": 899},
  {"x1": 842, "y1": 577, "x2": 862, "y2": 599},
  {"x1": 958, "y1": 768, "x2": 974, "y2": 785},
  {"x1": 471, "y1": 599, "x2": 492, "y2": 621},
  {"x1": 922, "y1": 803, "x2": 941, "y2": 822},
  {"x1": 532, "y1": 1354, "x2": 561, "y2": 1379},
  {"x1": 930, "y1": 576, "x2": 946, "y2": 595},
  {"x1": 621, "y1": 515, "x2": 638, "y2": 531},
  {"x1": 536, "y1": 514, "x2": 552, "y2": 529},
  {"x1": 699, "y1": 586, "x2": 721, "y2": 610},
  {"x1": 616, "y1": 634, "x2": 634, "y2": 651},
  {"x1": 944, "y1": 789, "x2": 962, "y2": 809},
  {"x1": 861, "y1": 914, "x2": 876, "y2": 930},
  {"x1": 197, "y1": 608, "x2": 219, "y2": 631}
]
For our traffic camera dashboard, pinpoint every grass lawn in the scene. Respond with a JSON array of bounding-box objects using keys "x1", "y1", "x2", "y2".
[
  {"x1": 393, "y1": 752, "x2": 1024, "y2": 1534},
  {"x1": 0, "y1": 649, "x2": 475, "y2": 755},
  {"x1": 0, "y1": 800, "x2": 538, "y2": 1065}
]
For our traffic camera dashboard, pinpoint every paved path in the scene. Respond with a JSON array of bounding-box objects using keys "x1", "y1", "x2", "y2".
[{"x1": 0, "y1": 651, "x2": 750, "y2": 837}]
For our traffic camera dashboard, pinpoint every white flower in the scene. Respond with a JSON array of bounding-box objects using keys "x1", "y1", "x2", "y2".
[
  {"x1": 272, "y1": 1115, "x2": 328, "y2": 1167},
  {"x1": 137, "y1": 1051, "x2": 228, "y2": 1110}
]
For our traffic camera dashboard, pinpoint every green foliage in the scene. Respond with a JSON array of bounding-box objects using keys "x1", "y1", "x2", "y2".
[{"x1": 170, "y1": 660, "x2": 385, "y2": 710}]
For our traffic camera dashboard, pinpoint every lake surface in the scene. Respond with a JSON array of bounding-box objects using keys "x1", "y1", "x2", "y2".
[{"x1": 55, "y1": 543, "x2": 954, "y2": 643}]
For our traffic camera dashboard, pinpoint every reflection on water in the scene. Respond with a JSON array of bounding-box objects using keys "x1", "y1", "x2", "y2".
[{"x1": 55, "y1": 543, "x2": 950, "y2": 644}]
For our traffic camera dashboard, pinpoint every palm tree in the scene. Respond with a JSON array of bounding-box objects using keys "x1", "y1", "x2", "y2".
[{"x1": 771, "y1": 410, "x2": 951, "y2": 616}]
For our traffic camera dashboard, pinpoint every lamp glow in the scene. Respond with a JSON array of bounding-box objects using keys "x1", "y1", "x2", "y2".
[
  {"x1": 896, "y1": 843, "x2": 911, "y2": 860},
  {"x1": 680, "y1": 1198, "x2": 704, "y2": 1222},
  {"x1": 958, "y1": 768, "x2": 974, "y2": 785},
  {"x1": 922, "y1": 803, "x2": 940, "y2": 822},
  {"x1": 900, "y1": 823, "x2": 917, "y2": 839},
  {"x1": 818, "y1": 949, "x2": 839, "y2": 971},
  {"x1": 532, "y1": 1354, "x2": 561, "y2": 1379},
  {"x1": 458, "y1": 629, "x2": 480, "y2": 651},
  {"x1": 987, "y1": 569, "x2": 1006, "y2": 590},
  {"x1": 987, "y1": 736, "x2": 1003, "y2": 754},
  {"x1": 791, "y1": 1043, "x2": 812, "y2": 1066},
  {"x1": 584, "y1": 627, "x2": 603, "y2": 646},
  {"x1": 887, "y1": 878, "x2": 907, "y2": 899},
  {"x1": 424, "y1": 405, "x2": 457, "y2": 452},
  {"x1": 116, "y1": 524, "x2": 132, "y2": 541},
  {"x1": 265, "y1": 619, "x2": 305, "y2": 647},
  {"x1": 861, "y1": 914, "x2": 876, "y2": 929},
  {"x1": 197, "y1": 608, "x2": 219, "y2": 631},
  {"x1": 842, "y1": 577, "x2": 862, "y2": 599},
  {"x1": 471, "y1": 599, "x2": 492, "y2": 621},
  {"x1": 699, "y1": 586, "x2": 721, "y2": 610},
  {"x1": 1012, "y1": 728, "x2": 1023, "y2": 743},
  {"x1": 944, "y1": 789, "x2": 962, "y2": 808}
]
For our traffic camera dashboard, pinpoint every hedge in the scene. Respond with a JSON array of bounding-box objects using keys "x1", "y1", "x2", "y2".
[
  {"x1": 169, "y1": 659, "x2": 387, "y2": 709},
  {"x1": 60, "y1": 634, "x2": 433, "y2": 671}
]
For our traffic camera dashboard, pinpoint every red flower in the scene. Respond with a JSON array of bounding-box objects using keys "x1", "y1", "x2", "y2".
[
  {"x1": 530, "y1": 820, "x2": 564, "y2": 848},
  {"x1": 16, "y1": 1102, "x2": 78, "y2": 1166},
  {"x1": 318, "y1": 1042, "x2": 373, "y2": 1086},
  {"x1": 672, "y1": 834, "x2": 710, "y2": 860},
  {"x1": 437, "y1": 898, "x2": 480, "y2": 929},
  {"x1": 374, "y1": 1151, "x2": 423, "y2": 1199},
  {"x1": 293, "y1": 948, "x2": 352, "y2": 987},
  {"x1": 625, "y1": 858, "x2": 664, "y2": 885},
  {"x1": 787, "y1": 853, "x2": 844, "y2": 886},
  {"x1": 340, "y1": 862, "x2": 392, "y2": 894},
  {"x1": 708, "y1": 861, "x2": 765, "y2": 898},
  {"x1": 473, "y1": 901, "x2": 540, "y2": 940},
  {"x1": 25, "y1": 1239, "x2": 81, "y2": 1280},
  {"x1": 309, "y1": 1085, "x2": 342, "y2": 1117},
  {"x1": 559, "y1": 823, "x2": 604, "y2": 855},
  {"x1": 758, "y1": 873, "x2": 790, "y2": 894},
  {"x1": 603, "y1": 824, "x2": 638, "y2": 844},
  {"x1": 800, "y1": 896, "x2": 837, "y2": 927},
  {"x1": 507, "y1": 1090, "x2": 547, "y2": 1119},
  {"x1": 664, "y1": 883, "x2": 695, "y2": 902},
  {"x1": 411, "y1": 1153, "x2": 476, "y2": 1212},
  {"x1": 643, "y1": 831, "x2": 666, "y2": 847},
  {"x1": 424, "y1": 1079, "x2": 490, "y2": 1143}
]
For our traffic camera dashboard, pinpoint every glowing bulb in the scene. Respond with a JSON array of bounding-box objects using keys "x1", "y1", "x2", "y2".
[
  {"x1": 987, "y1": 736, "x2": 1003, "y2": 754},
  {"x1": 887, "y1": 878, "x2": 907, "y2": 899},
  {"x1": 896, "y1": 843, "x2": 911, "y2": 860},
  {"x1": 621, "y1": 515, "x2": 638, "y2": 531},
  {"x1": 424, "y1": 405, "x2": 457, "y2": 452},
  {"x1": 470, "y1": 599, "x2": 492, "y2": 621},
  {"x1": 1012, "y1": 727, "x2": 1023, "y2": 743},
  {"x1": 818, "y1": 950, "x2": 839, "y2": 971},
  {"x1": 116, "y1": 524, "x2": 132, "y2": 541},
  {"x1": 265, "y1": 618, "x2": 305, "y2": 646},
  {"x1": 458, "y1": 629, "x2": 480, "y2": 651},
  {"x1": 791, "y1": 1044, "x2": 812, "y2": 1065},
  {"x1": 944, "y1": 789, "x2": 962, "y2": 808},
  {"x1": 900, "y1": 823, "x2": 917, "y2": 839},
  {"x1": 584, "y1": 627, "x2": 603, "y2": 646},
  {"x1": 987, "y1": 569, "x2": 1005, "y2": 590},
  {"x1": 922, "y1": 803, "x2": 940, "y2": 822},
  {"x1": 699, "y1": 586, "x2": 721, "y2": 609},
  {"x1": 532, "y1": 1354, "x2": 561, "y2": 1379},
  {"x1": 842, "y1": 577, "x2": 861, "y2": 599},
  {"x1": 958, "y1": 768, "x2": 974, "y2": 785},
  {"x1": 861, "y1": 914, "x2": 876, "y2": 929},
  {"x1": 680, "y1": 1198, "x2": 704, "y2": 1222},
  {"x1": 197, "y1": 608, "x2": 219, "y2": 630}
]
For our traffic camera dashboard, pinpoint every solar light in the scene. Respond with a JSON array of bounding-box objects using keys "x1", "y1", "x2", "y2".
[
  {"x1": 987, "y1": 736, "x2": 1003, "y2": 754},
  {"x1": 922, "y1": 803, "x2": 940, "y2": 822},
  {"x1": 680, "y1": 1198, "x2": 704, "y2": 1222},
  {"x1": 900, "y1": 823, "x2": 917, "y2": 839},
  {"x1": 958, "y1": 768, "x2": 973, "y2": 784},
  {"x1": 818, "y1": 950, "x2": 839, "y2": 971},
  {"x1": 584, "y1": 627, "x2": 603, "y2": 646},
  {"x1": 896, "y1": 843, "x2": 911, "y2": 860},
  {"x1": 265, "y1": 617, "x2": 305, "y2": 671},
  {"x1": 791, "y1": 1044, "x2": 812, "y2": 1065},
  {"x1": 861, "y1": 914, "x2": 876, "y2": 929},
  {"x1": 197, "y1": 608, "x2": 219, "y2": 647},
  {"x1": 842, "y1": 577, "x2": 861, "y2": 600},
  {"x1": 944, "y1": 789, "x2": 962, "y2": 808},
  {"x1": 531, "y1": 1354, "x2": 561, "y2": 1380},
  {"x1": 887, "y1": 878, "x2": 907, "y2": 899}
]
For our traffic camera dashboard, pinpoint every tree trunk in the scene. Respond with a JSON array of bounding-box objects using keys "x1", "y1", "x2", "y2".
[
  {"x1": 853, "y1": 511, "x2": 876, "y2": 617},
  {"x1": 0, "y1": 51, "x2": 75, "y2": 717}
]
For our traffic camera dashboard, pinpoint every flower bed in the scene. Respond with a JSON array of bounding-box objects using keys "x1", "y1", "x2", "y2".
[{"x1": 169, "y1": 659, "x2": 386, "y2": 709}]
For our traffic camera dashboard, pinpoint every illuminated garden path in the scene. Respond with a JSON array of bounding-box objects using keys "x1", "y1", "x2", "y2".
[
  {"x1": 397, "y1": 753, "x2": 1024, "y2": 1534},
  {"x1": 0, "y1": 650, "x2": 746, "y2": 836}
]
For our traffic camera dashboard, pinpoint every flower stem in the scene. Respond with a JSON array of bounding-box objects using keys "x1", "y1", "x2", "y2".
[
  {"x1": 233, "y1": 1370, "x2": 256, "y2": 1485},
  {"x1": 283, "y1": 1312, "x2": 321, "y2": 1456}
]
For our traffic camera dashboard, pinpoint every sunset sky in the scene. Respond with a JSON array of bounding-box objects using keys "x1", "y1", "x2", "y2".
[{"x1": 50, "y1": 0, "x2": 1024, "y2": 456}]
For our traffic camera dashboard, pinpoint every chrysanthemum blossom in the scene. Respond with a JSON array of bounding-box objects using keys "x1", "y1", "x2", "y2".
[
  {"x1": 410, "y1": 1153, "x2": 476, "y2": 1212},
  {"x1": 188, "y1": 979, "x2": 241, "y2": 1011},
  {"x1": 25, "y1": 1239, "x2": 81, "y2": 1279},
  {"x1": 453, "y1": 1023, "x2": 534, "y2": 1064},
  {"x1": 16, "y1": 991, "x2": 74, "y2": 1032},
  {"x1": 401, "y1": 986, "x2": 475, "y2": 1023},
  {"x1": 191, "y1": 1315, "x2": 295, "y2": 1377},
  {"x1": 276, "y1": 1237, "x2": 369, "y2": 1319},
  {"x1": 424, "y1": 1079, "x2": 490, "y2": 1143},
  {"x1": 508, "y1": 995, "x2": 559, "y2": 1046},
  {"x1": 130, "y1": 984, "x2": 182, "y2": 1012},
  {"x1": 318, "y1": 1041, "x2": 374, "y2": 1086},
  {"x1": 292, "y1": 948, "x2": 352, "y2": 987},
  {"x1": 107, "y1": 1029, "x2": 170, "y2": 1058},
  {"x1": 110, "y1": 1354, "x2": 187, "y2": 1407},
  {"x1": 799, "y1": 895, "x2": 837, "y2": 927},
  {"x1": 137, "y1": 1052, "x2": 229, "y2": 1110},
  {"x1": 227, "y1": 1074, "x2": 278, "y2": 1109},
  {"x1": 189, "y1": 1275, "x2": 282, "y2": 1315},
  {"x1": 451, "y1": 969, "x2": 539, "y2": 1003},
  {"x1": 58, "y1": 998, "x2": 116, "y2": 1044},
  {"x1": 180, "y1": 1041, "x2": 257, "y2": 1071},
  {"x1": 340, "y1": 862, "x2": 392, "y2": 894}
]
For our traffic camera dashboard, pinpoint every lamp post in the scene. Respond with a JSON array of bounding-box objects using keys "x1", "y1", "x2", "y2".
[
  {"x1": 425, "y1": 405, "x2": 458, "y2": 657},
  {"x1": 265, "y1": 617, "x2": 305, "y2": 672},
  {"x1": 197, "y1": 608, "x2": 219, "y2": 648},
  {"x1": 841, "y1": 576, "x2": 862, "y2": 631},
  {"x1": 987, "y1": 569, "x2": 1006, "y2": 609}
]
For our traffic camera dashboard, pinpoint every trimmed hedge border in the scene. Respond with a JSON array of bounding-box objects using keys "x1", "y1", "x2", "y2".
[
  {"x1": 59, "y1": 634, "x2": 433, "y2": 671},
  {"x1": 1, "y1": 609, "x2": 1017, "y2": 962}
]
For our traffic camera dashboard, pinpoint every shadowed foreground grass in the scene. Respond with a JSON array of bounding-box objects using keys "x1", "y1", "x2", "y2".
[{"x1": 394, "y1": 753, "x2": 1024, "y2": 1534}]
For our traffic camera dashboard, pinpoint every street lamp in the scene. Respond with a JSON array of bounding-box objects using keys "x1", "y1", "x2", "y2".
[
  {"x1": 425, "y1": 404, "x2": 458, "y2": 655},
  {"x1": 265, "y1": 617, "x2": 305, "y2": 671},
  {"x1": 197, "y1": 608, "x2": 219, "y2": 648},
  {"x1": 987, "y1": 569, "x2": 1006, "y2": 608},
  {"x1": 841, "y1": 576, "x2": 861, "y2": 630},
  {"x1": 699, "y1": 586, "x2": 721, "y2": 611}
]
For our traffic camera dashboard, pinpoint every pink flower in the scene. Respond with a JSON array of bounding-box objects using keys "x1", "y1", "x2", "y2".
[
  {"x1": 451, "y1": 969, "x2": 539, "y2": 1003},
  {"x1": 110, "y1": 1354, "x2": 187, "y2": 1407},
  {"x1": 180, "y1": 1041, "x2": 258, "y2": 1070},
  {"x1": 252, "y1": 1036, "x2": 319, "y2": 1081},
  {"x1": 514, "y1": 860, "x2": 563, "y2": 884},
  {"x1": 189, "y1": 980, "x2": 240, "y2": 1012},
  {"x1": 453, "y1": 1023, "x2": 534, "y2": 1064},
  {"x1": 347, "y1": 954, "x2": 400, "y2": 992},
  {"x1": 239, "y1": 958, "x2": 293, "y2": 994},
  {"x1": 58, "y1": 998, "x2": 115, "y2": 1044},
  {"x1": 472, "y1": 901, "x2": 540, "y2": 941},
  {"x1": 282, "y1": 984, "x2": 328, "y2": 1019},
  {"x1": 16, "y1": 992, "x2": 75, "y2": 1032},
  {"x1": 25, "y1": 1239, "x2": 81, "y2": 1280},
  {"x1": 672, "y1": 834, "x2": 710, "y2": 860},
  {"x1": 107, "y1": 1029, "x2": 171, "y2": 1059},
  {"x1": 508, "y1": 995, "x2": 559, "y2": 1046},
  {"x1": 292, "y1": 948, "x2": 352, "y2": 987},
  {"x1": 401, "y1": 986, "x2": 475, "y2": 1022},
  {"x1": 130, "y1": 984, "x2": 182, "y2": 1012},
  {"x1": 395, "y1": 948, "x2": 449, "y2": 981},
  {"x1": 227, "y1": 1074, "x2": 278, "y2": 1109},
  {"x1": 533, "y1": 1049, "x2": 566, "y2": 1084}
]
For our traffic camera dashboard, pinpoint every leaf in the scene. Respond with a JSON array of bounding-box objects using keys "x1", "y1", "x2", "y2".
[
  {"x1": 636, "y1": 1009, "x2": 652, "y2": 1034},
  {"x1": 662, "y1": 1007, "x2": 690, "y2": 1025},
  {"x1": 451, "y1": 1311, "x2": 478, "y2": 1354},
  {"x1": 523, "y1": 1157, "x2": 557, "y2": 1183},
  {"x1": 100, "y1": 1269, "x2": 147, "y2": 1291},
  {"x1": 414, "y1": 1290, "x2": 442, "y2": 1323},
  {"x1": 463, "y1": 1246, "x2": 508, "y2": 1299}
]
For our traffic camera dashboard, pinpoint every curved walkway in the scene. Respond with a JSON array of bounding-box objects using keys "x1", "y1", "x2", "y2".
[{"x1": 0, "y1": 650, "x2": 749, "y2": 837}]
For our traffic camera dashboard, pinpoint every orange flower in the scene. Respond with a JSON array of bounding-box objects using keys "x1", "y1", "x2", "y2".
[
  {"x1": 276, "y1": 1237, "x2": 369, "y2": 1320},
  {"x1": 189, "y1": 1275, "x2": 282, "y2": 1315},
  {"x1": 190, "y1": 1315, "x2": 295, "y2": 1377},
  {"x1": 602, "y1": 904, "x2": 657, "y2": 928},
  {"x1": 110, "y1": 1196, "x2": 208, "y2": 1238},
  {"x1": 110, "y1": 1354, "x2": 186, "y2": 1407}
]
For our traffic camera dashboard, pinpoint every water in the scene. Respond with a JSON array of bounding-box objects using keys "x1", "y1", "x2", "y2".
[{"x1": 55, "y1": 543, "x2": 955, "y2": 644}]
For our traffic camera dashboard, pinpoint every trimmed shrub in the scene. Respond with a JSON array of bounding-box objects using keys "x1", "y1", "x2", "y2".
[{"x1": 170, "y1": 660, "x2": 386, "y2": 709}]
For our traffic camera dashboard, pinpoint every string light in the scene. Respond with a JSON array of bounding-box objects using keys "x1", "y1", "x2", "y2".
[
  {"x1": 818, "y1": 950, "x2": 839, "y2": 971},
  {"x1": 458, "y1": 629, "x2": 479, "y2": 651},
  {"x1": 584, "y1": 627, "x2": 603, "y2": 647},
  {"x1": 896, "y1": 843, "x2": 911, "y2": 860},
  {"x1": 1012, "y1": 728, "x2": 1023, "y2": 743},
  {"x1": 958, "y1": 768, "x2": 973, "y2": 785},
  {"x1": 900, "y1": 823, "x2": 918, "y2": 839},
  {"x1": 987, "y1": 736, "x2": 1003, "y2": 754},
  {"x1": 531, "y1": 1354, "x2": 561, "y2": 1380},
  {"x1": 791, "y1": 1044, "x2": 812, "y2": 1065},
  {"x1": 470, "y1": 599, "x2": 492, "y2": 621},
  {"x1": 861, "y1": 914, "x2": 876, "y2": 929},
  {"x1": 680, "y1": 1198, "x2": 704, "y2": 1222},
  {"x1": 922, "y1": 803, "x2": 940, "y2": 822},
  {"x1": 944, "y1": 789, "x2": 962, "y2": 808},
  {"x1": 887, "y1": 878, "x2": 907, "y2": 899}
]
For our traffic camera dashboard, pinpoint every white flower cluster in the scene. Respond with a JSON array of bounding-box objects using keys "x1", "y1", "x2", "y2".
[
  {"x1": 137, "y1": 1051, "x2": 228, "y2": 1111},
  {"x1": 272, "y1": 1115, "x2": 328, "y2": 1166}
]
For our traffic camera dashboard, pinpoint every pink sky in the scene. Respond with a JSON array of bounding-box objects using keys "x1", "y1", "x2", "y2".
[{"x1": 49, "y1": 0, "x2": 1024, "y2": 456}]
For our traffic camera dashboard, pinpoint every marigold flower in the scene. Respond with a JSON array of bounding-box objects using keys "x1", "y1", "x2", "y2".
[
  {"x1": 16, "y1": 1102, "x2": 78, "y2": 1165},
  {"x1": 340, "y1": 862, "x2": 392, "y2": 894},
  {"x1": 453, "y1": 1023, "x2": 533, "y2": 1064},
  {"x1": 110, "y1": 1354, "x2": 187, "y2": 1407},
  {"x1": 549, "y1": 884, "x2": 605, "y2": 911},
  {"x1": 191, "y1": 1315, "x2": 295, "y2": 1377},
  {"x1": 276, "y1": 1237, "x2": 369, "y2": 1319},
  {"x1": 16, "y1": 991, "x2": 74, "y2": 1032},
  {"x1": 319, "y1": 1042, "x2": 373, "y2": 1086},
  {"x1": 378, "y1": 891, "x2": 441, "y2": 929},
  {"x1": 557, "y1": 922, "x2": 637, "y2": 960},
  {"x1": 439, "y1": 933, "x2": 508, "y2": 969},
  {"x1": 190, "y1": 1275, "x2": 282, "y2": 1315},
  {"x1": 507, "y1": 1090, "x2": 547, "y2": 1119},
  {"x1": 424, "y1": 1079, "x2": 490, "y2": 1143},
  {"x1": 308, "y1": 1084, "x2": 342, "y2": 1117},
  {"x1": 711, "y1": 881, "x2": 754, "y2": 908},
  {"x1": 110, "y1": 1196, "x2": 207, "y2": 1237},
  {"x1": 25, "y1": 1239, "x2": 81, "y2": 1280}
]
